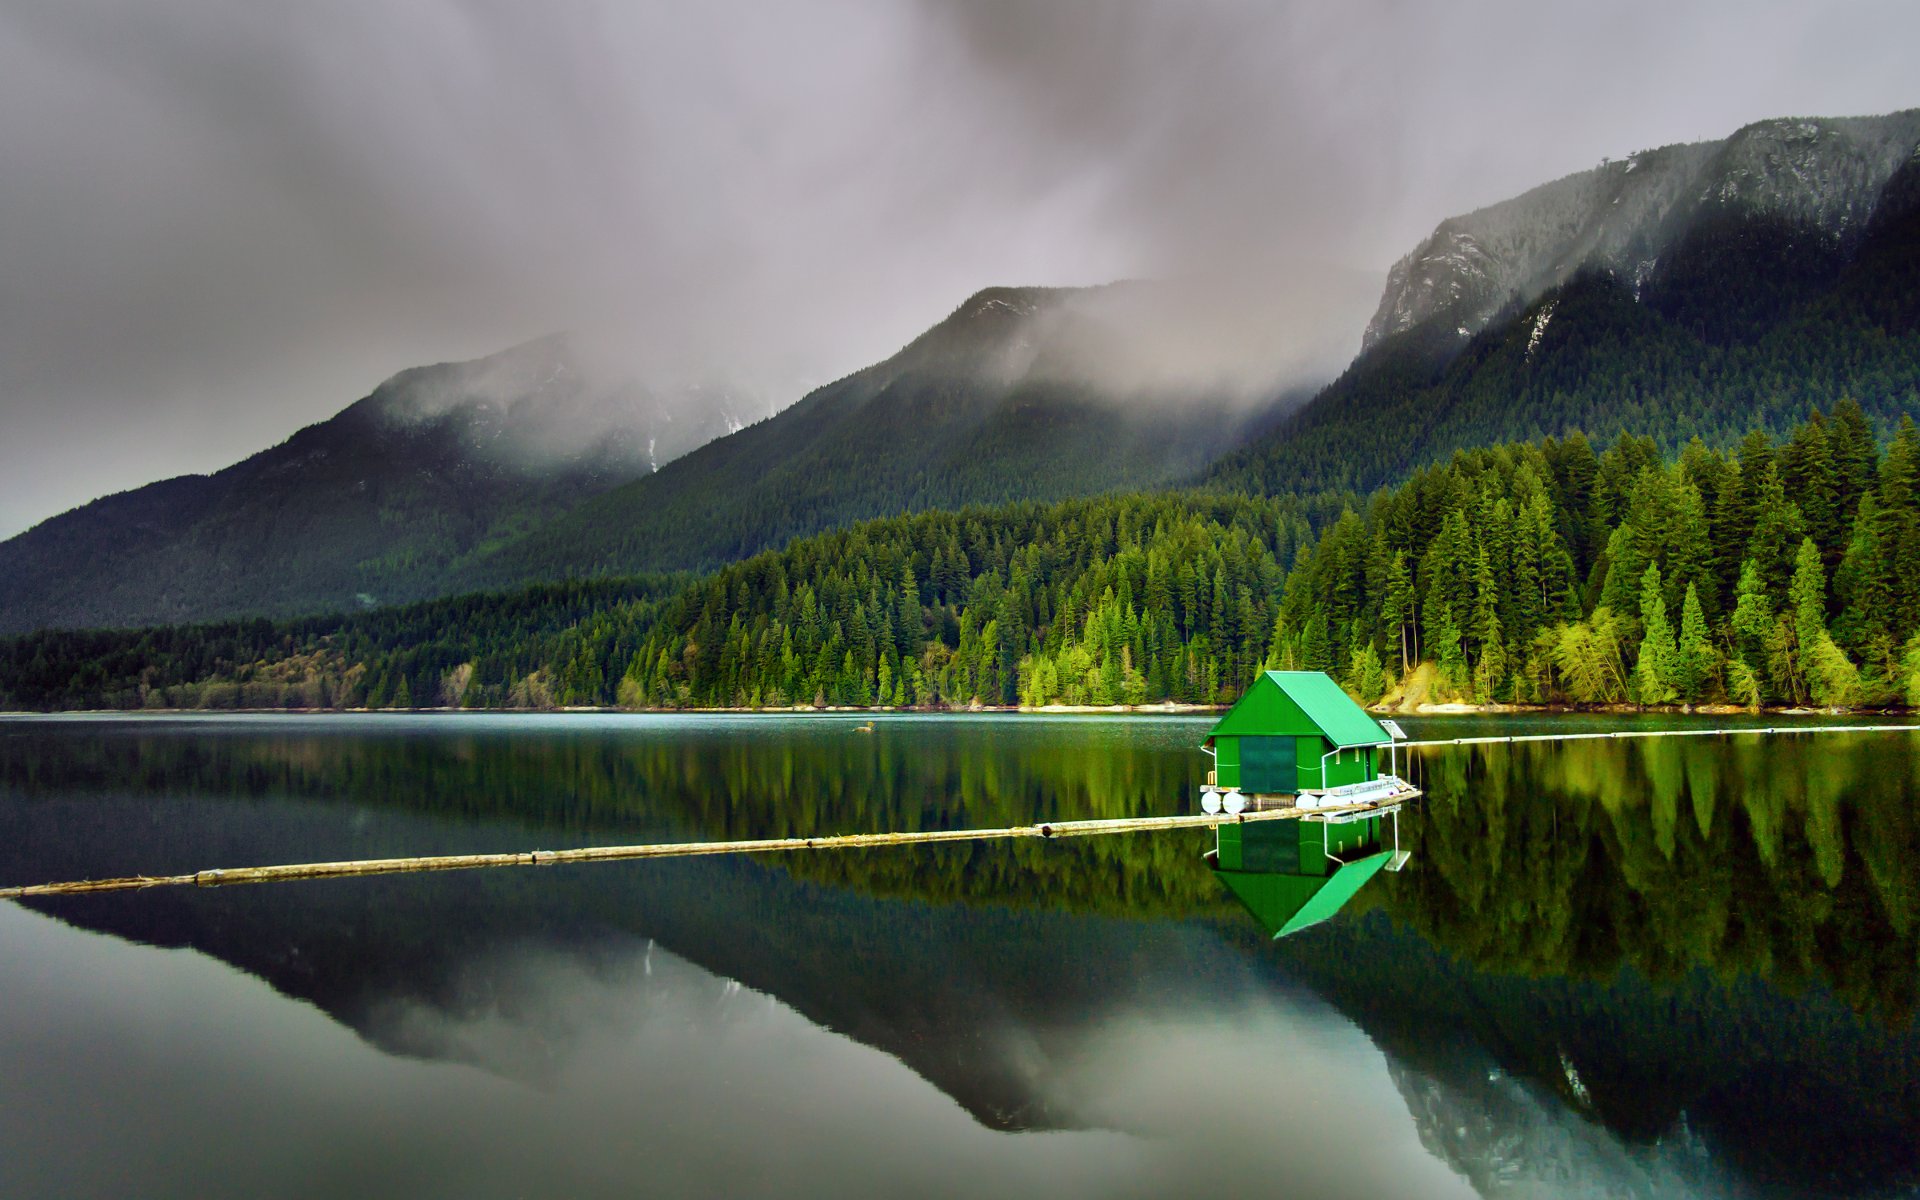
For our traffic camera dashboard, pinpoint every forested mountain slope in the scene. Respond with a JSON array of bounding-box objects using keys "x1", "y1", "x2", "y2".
[
  {"x1": 1212, "y1": 146, "x2": 1920, "y2": 497},
  {"x1": 12, "y1": 402, "x2": 1920, "y2": 714},
  {"x1": 1363, "y1": 109, "x2": 1920, "y2": 350},
  {"x1": 0, "y1": 337, "x2": 751, "y2": 633},
  {"x1": 0, "y1": 492, "x2": 1337, "y2": 711},
  {"x1": 465, "y1": 279, "x2": 1364, "y2": 586}
]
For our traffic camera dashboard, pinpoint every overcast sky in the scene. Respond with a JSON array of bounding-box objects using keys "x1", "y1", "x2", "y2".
[{"x1": 1, "y1": 0, "x2": 1917, "y2": 538}]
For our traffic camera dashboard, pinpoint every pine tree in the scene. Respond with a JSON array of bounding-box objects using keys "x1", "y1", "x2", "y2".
[
  {"x1": 1381, "y1": 550, "x2": 1418, "y2": 672},
  {"x1": 1790, "y1": 537, "x2": 1829, "y2": 663},
  {"x1": 1730, "y1": 559, "x2": 1774, "y2": 670},
  {"x1": 1834, "y1": 494, "x2": 1892, "y2": 663},
  {"x1": 1597, "y1": 524, "x2": 1645, "y2": 616},
  {"x1": 1300, "y1": 612, "x2": 1335, "y2": 674},
  {"x1": 1790, "y1": 536, "x2": 1859, "y2": 707},
  {"x1": 1879, "y1": 417, "x2": 1920, "y2": 641},
  {"x1": 1745, "y1": 464, "x2": 1807, "y2": 600},
  {"x1": 1708, "y1": 459, "x2": 1751, "y2": 602},
  {"x1": 1781, "y1": 411, "x2": 1841, "y2": 558},
  {"x1": 1508, "y1": 495, "x2": 1548, "y2": 641},
  {"x1": 1829, "y1": 396, "x2": 1877, "y2": 520},
  {"x1": 1675, "y1": 583, "x2": 1716, "y2": 703},
  {"x1": 1432, "y1": 616, "x2": 1468, "y2": 698},
  {"x1": 1349, "y1": 642, "x2": 1387, "y2": 705},
  {"x1": 1634, "y1": 563, "x2": 1678, "y2": 705}
]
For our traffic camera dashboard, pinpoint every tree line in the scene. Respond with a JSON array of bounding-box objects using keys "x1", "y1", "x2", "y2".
[
  {"x1": 4, "y1": 400, "x2": 1920, "y2": 712},
  {"x1": 1276, "y1": 398, "x2": 1920, "y2": 708},
  {"x1": 0, "y1": 576, "x2": 681, "y2": 712}
]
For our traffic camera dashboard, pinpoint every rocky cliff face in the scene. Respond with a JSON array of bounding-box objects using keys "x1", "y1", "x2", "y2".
[{"x1": 1364, "y1": 110, "x2": 1920, "y2": 351}]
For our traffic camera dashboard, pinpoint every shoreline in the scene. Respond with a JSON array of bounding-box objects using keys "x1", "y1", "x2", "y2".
[{"x1": 2, "y1": 702, "x2": 1910, "y2": 719}]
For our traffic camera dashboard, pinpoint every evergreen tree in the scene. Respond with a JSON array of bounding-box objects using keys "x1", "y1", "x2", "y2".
[
  {"x1": 1381, "y1": 550, "x2": 1418, "y2": 671},
  {"x1": 1790, "y1": 537, "x2": 1829, "y2": 664},
  {"x1": 1790, "y1": 536, "x2": 1860, "y2": 707},
  {"x1": 1730, "y1": 559, "x2": 1774, "y2": 666},
  {"x1": 1349, "y1": 642, "x2": 1387, "y2": 705},
  {"x1": 1780, "y1": 411, "x2": 1841, "y2": 558},
  {"x1": 1834, "y1": 494, "x2": 1892, "y2": 664},
  {"x1": 1745, "y1": 464, "x2": 1806, "y2": 601},
  {"x1": 1675, "y1": 583, "x2": 1716, "y2": 703},
  {"x1": 1634, "y1": 563, "x2": 1678, "y2": 705}
]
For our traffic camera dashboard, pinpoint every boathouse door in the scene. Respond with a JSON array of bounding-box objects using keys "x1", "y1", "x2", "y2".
[{"x1": 1239, "y1": 736, "x2": 1296, "y2": 794}]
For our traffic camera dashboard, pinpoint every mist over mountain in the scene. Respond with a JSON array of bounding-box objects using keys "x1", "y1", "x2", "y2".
[
  {"x1": 467, "y1": 271, "x2": 1377, "y2": 587},
  {"x1": 0, "y1": 263, "x2": 1373, "y2": 631},
  {"x1": 358, "y1": 333, "x2": 762, "y2": 477},
  {"x1": 0, "y1": 338, "x2": 760, "y2": 632},
  {"x1": 10, "y1": 105, "x2": 1920, "y2": 632}
]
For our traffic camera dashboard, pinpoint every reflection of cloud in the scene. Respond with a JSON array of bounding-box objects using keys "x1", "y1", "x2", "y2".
[
  {"x1": 1033, "y1": 998, "x2": 1477, "y2": 1199},
  {"x1": 0, "y1": 904, "x2": 1145, "y2": 1199},
  {"x1": 4, "y1": 898, "x2": 1469, "y2": 1199},
  {"x1": 0, "y1": 898, "x2": 1779, "y2": 1200}
]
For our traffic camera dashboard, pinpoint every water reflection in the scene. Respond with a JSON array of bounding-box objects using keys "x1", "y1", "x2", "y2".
[
  {"x1": 2, "y1": 713, "x2": 1919, "y2": 1197},
  {"x1": 1208, "y1": 812, "x2": 1398, "y2": 938}
]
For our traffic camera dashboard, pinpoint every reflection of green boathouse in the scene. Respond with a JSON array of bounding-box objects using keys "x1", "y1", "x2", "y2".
[{"x1": 1207, "y1": 817, "x2": 1397, "y2": 938}]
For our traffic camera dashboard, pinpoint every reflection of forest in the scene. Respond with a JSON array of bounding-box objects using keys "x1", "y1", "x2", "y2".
[
  {"x1": 4, "y1": 719, "x2": 1920, "y2": 1191},
  {"x1": 7, "y1": 723, "x2": 1920, "y2": 1015},
  {"x1": 1399, "y1": 734, "x2": 1920, "y2": 1023}
]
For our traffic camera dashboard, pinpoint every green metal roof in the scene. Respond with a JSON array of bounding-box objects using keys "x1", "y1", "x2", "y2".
[
  {"x1": 1213, "y1": 850, "x2": 1392, "y2": 938},
  {"x1": 1208, "y1": 670, "x2": 1391, "y2": 748}
]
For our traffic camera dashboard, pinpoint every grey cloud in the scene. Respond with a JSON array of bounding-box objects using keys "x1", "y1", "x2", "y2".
[{"x1": 1, "y1": 0, "x2": 1917, "y2": 536}]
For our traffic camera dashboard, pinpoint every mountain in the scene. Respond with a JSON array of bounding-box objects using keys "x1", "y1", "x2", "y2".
[
  {"x1": 0, "y1": 336, "x2": 754, "y2": 633},
  {"x1": 1364, "y1": 110, "x2": 1920, "y2": 351},
  {"x1": 0, "y1": 269, "x2": 1372, "y2": 632},
  {"x1": 467, "y1": 275, "x2": 1373, "y2": 585},
  {"x1": 1214, "y1": 110, "x2": 1920, "y2": 496}
]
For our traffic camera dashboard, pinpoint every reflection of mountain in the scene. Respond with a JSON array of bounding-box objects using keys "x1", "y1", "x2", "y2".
[
  {"x1": 1266, "y1": 912, "x2": 1920, "y2": 1199},
  {"x1": 1385, "y1": 1056, "x2": 1733, "y2": 1200},
  {"x1": 0, "y1": 778, "x2": 1252, "y2": 1132},
  {"x1": 4, "y1": 716, "x2": 1920, "y2": 1192}
]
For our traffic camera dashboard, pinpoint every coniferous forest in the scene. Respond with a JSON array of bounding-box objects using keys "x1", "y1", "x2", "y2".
[{"x1": 7, "y1": 400, "x2": 1920, "y2": 713}]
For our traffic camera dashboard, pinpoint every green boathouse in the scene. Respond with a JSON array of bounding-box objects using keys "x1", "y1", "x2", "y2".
[{"x1": 1204, "y1": 670, "x2": 1392, "y2": 796}]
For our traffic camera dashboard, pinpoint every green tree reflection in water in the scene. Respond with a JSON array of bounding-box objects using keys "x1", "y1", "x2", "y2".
[
  {"x1": 6, "y1": 715, "x2": 1918, "y2": 1023},
  {"x1": 1393, "y1": 729, "x2": 1920, "y2": 1024}
]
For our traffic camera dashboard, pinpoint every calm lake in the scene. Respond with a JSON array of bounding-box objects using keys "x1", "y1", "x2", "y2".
[{"x1": 2, "y1": 712, "x2": 1917, "y2": 1199}]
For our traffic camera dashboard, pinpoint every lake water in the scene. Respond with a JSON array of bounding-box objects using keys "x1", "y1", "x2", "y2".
[{"x1": 1, "y1": 712, "x2": 1917, "y2": 1199}]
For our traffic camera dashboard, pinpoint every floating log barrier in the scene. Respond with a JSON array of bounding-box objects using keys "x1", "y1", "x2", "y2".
[
  {"x1": 1396, "y1": 722, "x2": 1920, "y2": 749},
  {"x1": 0, "y1": 789, "x2": 1420, "y2": 900}
]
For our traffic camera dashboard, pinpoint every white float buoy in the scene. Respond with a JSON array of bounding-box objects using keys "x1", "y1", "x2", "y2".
[
  {"x1": 1200, "y1": 788, "x2": 1222, "y2": 814},
  {"x1": 1222, "y1": 789, "x2": 1246, "y2": 814}
]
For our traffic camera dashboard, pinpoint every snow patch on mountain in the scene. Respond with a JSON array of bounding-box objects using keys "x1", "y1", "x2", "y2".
[{"x1": 1525, "y1": 301, "x2": 1556, "y2": 362}]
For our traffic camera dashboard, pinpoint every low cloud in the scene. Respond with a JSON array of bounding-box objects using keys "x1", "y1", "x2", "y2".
[{"x1": 1, "y1": 0, "x2": 1917, "y2": 535}]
